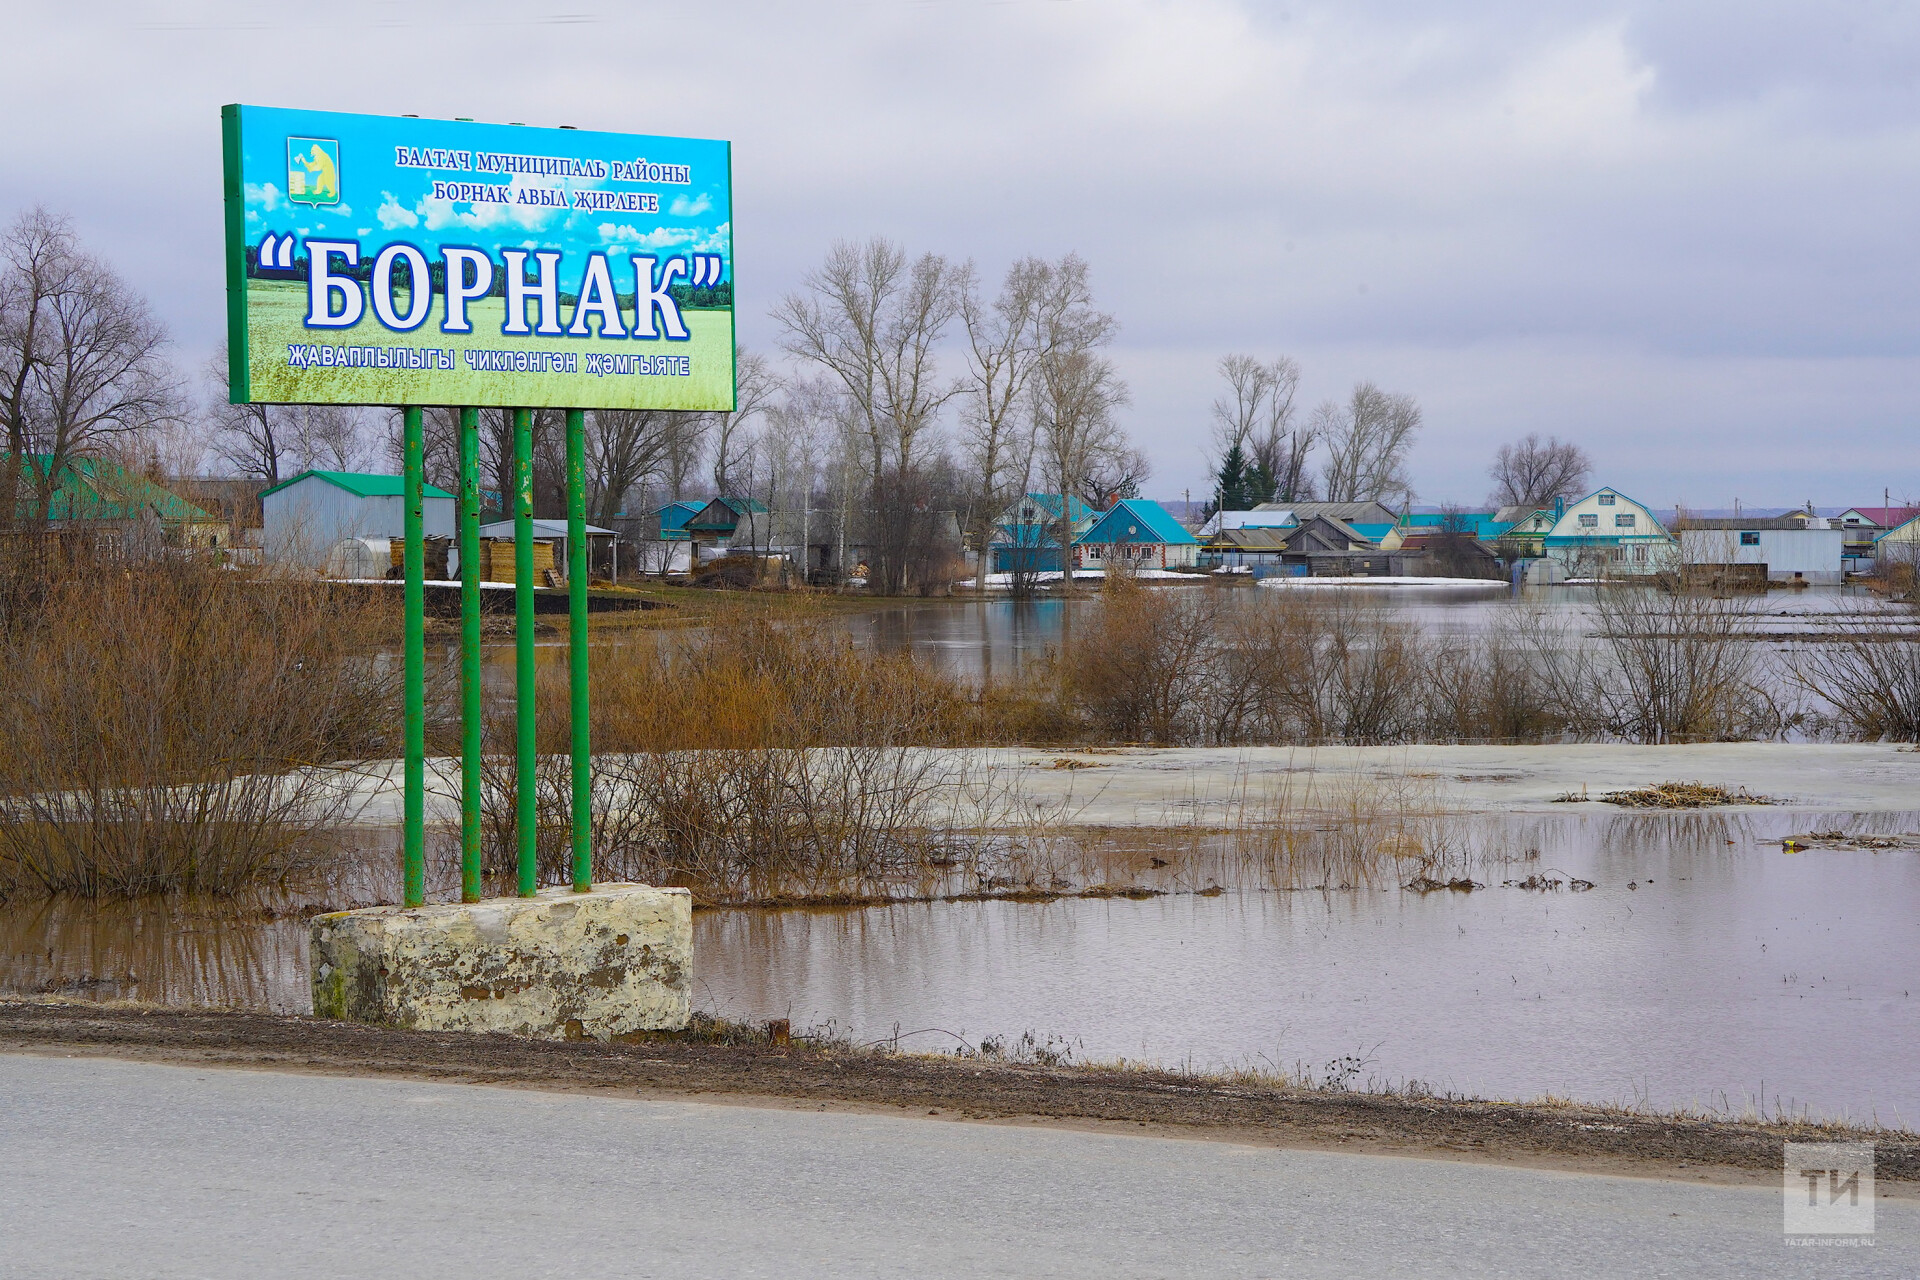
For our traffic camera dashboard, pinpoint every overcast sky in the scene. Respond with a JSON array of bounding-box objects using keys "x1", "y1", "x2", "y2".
[{"x1": 5, "y1": 1, "x2": 1917, "y2": 507}]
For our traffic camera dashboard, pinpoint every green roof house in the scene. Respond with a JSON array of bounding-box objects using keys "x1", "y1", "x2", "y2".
[{"x1": 7, "y1": 453, "x2": 225, "y2": 546}]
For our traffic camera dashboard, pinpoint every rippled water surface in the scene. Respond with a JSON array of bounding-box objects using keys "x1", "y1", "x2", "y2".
[{"x1": 5, "y1": 809, "x2": 1914, "y2": 1120}]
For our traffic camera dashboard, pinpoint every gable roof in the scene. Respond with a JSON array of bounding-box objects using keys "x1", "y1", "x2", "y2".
[
  {"x1": 7, "y1": 454, "x2": 217, "y2": 524},
  {"x1": 1078, "y1": 499, "x2": 1199, "y2": 546},
  {"x1": 260, "y1": 469, "x2": 454, "y2": 500},
  {"x1": 1546, "y1": 487, "x2": 1669, "y2": 540},
  {"x1": 685, "y1": 496, "x2": 769, "y2": 532},
  {"x1": 1254, "y1": 500, "x2": 1400, "y2": 526},
  {"x1": 1209, "y1": 526, "x2": 1294, "y2": 551},
  {"x1": 1002, "y1": 493, "x2": 1096, "y2": 525},
  {"x1": 1839, "y1": 507, "x2": 1920, "y2": 528}
]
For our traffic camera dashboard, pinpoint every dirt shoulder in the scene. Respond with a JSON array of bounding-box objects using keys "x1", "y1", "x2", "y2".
[{"x1": 5, "y1": 1001, "x2": 1913, "y2": 1191}]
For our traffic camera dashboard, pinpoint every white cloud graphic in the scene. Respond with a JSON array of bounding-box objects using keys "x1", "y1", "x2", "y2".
[
  {"x1": 245, "y1": 182, "x2": 283, "y2": 212},
  {"x1": 668, "y1": 193, "x2": 712, "y2": 217},
  {"x1": 377, "y1": 192, "x2": 419, "y2": 230}
]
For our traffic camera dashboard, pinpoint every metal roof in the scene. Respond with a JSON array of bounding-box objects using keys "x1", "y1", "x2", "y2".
[
  {"x1": 477, "y1": 518, "x2": 615, "y2": 540},
  {"x1": 1079, "y1": 499, "x2": 1199, "y2": 546},
  {"x1": 260, "y1": 469, "x2": 454, "y2": 500}
]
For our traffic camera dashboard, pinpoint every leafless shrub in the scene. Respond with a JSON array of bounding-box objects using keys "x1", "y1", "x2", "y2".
[
  {"x1": 1789, "y1": 619, "x2": 1920, "y2": 740},
  {"x1": 476, "y1": 609, "x2": 976, "y2": 898},
  {"x1": 1528, "y1": 588, "x2": 1787, "y2": 743},
  {"x1": 0, "y1": 559, "x2": 408, "y2": 897}
]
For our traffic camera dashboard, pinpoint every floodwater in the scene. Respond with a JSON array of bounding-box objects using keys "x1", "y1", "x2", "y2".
[
  {"x1": 698, "y1": 809, "x2": 1920, "y2": 1120},
  {"x1": 828, "y1": 584, "x2": 1910, "y2": 681},
  {"x1": 5, "y1": 808, "x2": 1915, "y2": 1122}
]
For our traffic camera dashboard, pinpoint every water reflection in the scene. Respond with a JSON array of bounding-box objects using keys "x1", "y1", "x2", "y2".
[
  {"x1": 696, "y1": 808, "x2": 1920, "y2": 1120},
  {"x1": 4, "y1": 809, "x2": 1913, "y2": 1121}
]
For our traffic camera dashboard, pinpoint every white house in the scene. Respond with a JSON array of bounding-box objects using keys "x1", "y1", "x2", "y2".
[
  {"x1": 1677, "y1": 517, "x2": 1846, "y2": 584},
  {"x1": 263, "y1": 469, "x2": 455, "y2": 567},
  {"x1": 1541, "y1": 487, "x2": 1673, "y2": 577}
]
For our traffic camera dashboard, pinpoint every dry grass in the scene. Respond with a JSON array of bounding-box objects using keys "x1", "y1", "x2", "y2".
[
  {"x1": 0, "y1": 558, "x2": 414, "y2": 898},
  {"x1": 1597, "y1": 781, "x2": 1780, "y2": 809}
]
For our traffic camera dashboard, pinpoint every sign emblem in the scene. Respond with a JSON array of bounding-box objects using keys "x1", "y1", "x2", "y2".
[{"x1": 286, "y1": 137, "x2": 340, "y2": 206}]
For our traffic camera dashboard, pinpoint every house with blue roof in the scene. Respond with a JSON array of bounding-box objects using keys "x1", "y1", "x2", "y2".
[
  {"x1": 1076, "y1": 499, "x2": 1201, "y2": 570},
  {"x1": 655, "y1": 499, "x2": 704, "y2": 541},
  {"x1": 988, "y1": 493, "x2": 1098, "y2": 573}
]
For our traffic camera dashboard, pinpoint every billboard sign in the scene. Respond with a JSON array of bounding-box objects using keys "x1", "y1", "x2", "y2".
[{"x1": 222, "y1": 105, "x2": 734, "y2": 410}]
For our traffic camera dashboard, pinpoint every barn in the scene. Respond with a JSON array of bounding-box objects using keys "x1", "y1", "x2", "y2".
[{"x1": 262, "y1": 470, "x2": 455, "y2": 568}]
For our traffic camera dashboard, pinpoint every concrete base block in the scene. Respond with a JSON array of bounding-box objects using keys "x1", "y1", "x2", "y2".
[{"x1": 309, "y1": 884, "x2": 691, "y2": 1039}]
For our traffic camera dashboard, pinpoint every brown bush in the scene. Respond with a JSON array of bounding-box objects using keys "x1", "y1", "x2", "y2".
[{"x1": 0, "y1": 560, "x2": 412, "y2": 897}]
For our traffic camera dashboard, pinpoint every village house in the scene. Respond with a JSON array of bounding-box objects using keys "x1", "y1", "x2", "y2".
[
  {"x1": 1837, "y1": 506, "x2": 1920, "y2": 573},
  {"x1": 1075, "y1": 499, "x2": 1200, "y2": 570},
  {"x1": 987, "y1": 493, "x2": 1098, "y2": 573},
  {"x1": 1540, "y1": 487, "x2": 1673, "y2": 578},
  {"x1": 1252, "y1": 500, "x2": 1400, "y2": 545},
  {"x1": 1874, "y1": 511, "x2": 1920, "y2": 572},
  {"x1": 7, "y1": 453, "x2": 227, "y2": 549},
  {"x1": 1200, "y1": 512, "x2": 1396, "y2": 576}
]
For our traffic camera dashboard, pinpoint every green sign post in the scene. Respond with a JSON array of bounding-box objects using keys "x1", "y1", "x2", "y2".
[{"x1": 222, "y1": 105, "x2": 736, "y2": 906}]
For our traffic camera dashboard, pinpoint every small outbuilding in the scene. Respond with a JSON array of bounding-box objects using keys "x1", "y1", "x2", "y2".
[
  {"x1": 264, "y1": 470, "x2": 455, "y2": 568},
  {"x1": 477, "y1": 517, "x2": 619, "y2": 580}
]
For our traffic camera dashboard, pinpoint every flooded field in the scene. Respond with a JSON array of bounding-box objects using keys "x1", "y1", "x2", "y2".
[
  {"x1": 6, "y1": 807, "x2": 1914, "y2": 1123},
  {"x1": 835, "y1": 584, "x2": 1913, "y2": 681}
]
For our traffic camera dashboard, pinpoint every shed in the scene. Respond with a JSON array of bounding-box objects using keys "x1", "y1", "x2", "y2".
[
  {"x1": 263, "y1": 470, "x2": 455, "y2": 567},
  {"x1": 1678, "y1": 517, "x2": 1846, "y2": 584},
  {"x1": 477, "y1": 518, "x2": 618, "y2": 580}
]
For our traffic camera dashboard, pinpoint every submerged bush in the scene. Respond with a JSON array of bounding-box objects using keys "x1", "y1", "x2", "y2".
[{"x1": 0, "y1": 560, "x2": 408, "y2": 897}]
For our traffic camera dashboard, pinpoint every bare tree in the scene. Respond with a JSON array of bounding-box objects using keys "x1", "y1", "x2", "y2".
[
  {"x1": 708, "y1": 347, "x2": 776, "y2": 494},
  {"x1": 1316, "y1": 382, "x2": 1420, "y2": 505},
  {"x1": 0, "y1": 207, "x2": 181, "y2": 525},
  {"x1": 762, "y1": 376, "x2": 842, "y2": 583},
  {"x1": 208, "y1": 347, "x2": 291, "y2": 484},
  {"x1": 1487, "y1": 432, "x2": 1591, "y2": 509},
  {"x1": 956, "y1": 257, "x2": 1050, "y2": 587},
  {"x1": 1078, "y1": 444, "x2": 1151, "y2": 509},
  {"x1": 660, "y1": 410, "x2": 707, "y2": 502},
  {"x1": 774, "y1": 236, "x2": 964, "y2": 592},
  {"x1": 1210, "y1": 353, "x2": 1310, "y2": 506},
  {"x1": 586, "y1": 409, "x2": 687, "y2": 526}
]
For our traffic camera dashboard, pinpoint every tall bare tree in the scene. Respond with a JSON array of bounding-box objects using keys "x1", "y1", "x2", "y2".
[
  {"x1": 585, "y1": 408, "x2": 688, "y2": 526},
  {"x1": 774, "y1": 236, "x2": 964, "y2": 592},
  {"x1": 660, "y1": 410, "x2": 707, "y2": 502},
  {"x1": 955, "y1": 256, "x2": 1050, "y2": 584},
  {"x1": 708, "y1": 347, "x2": 776, "y2": 495},
  {"x1": 0, "y1": 207, "x2": 181, "y2": 525},
  {"x1": 1316, "y1": 382, "x2": 1420, "y2": 505},
  {"x1": 1487, "y1": 432, "x2": 1592, "y2": 509},
  {"x1": 1209, "y1": 353, "x2": 1310, "y2": 507},
  {"x1": 1027, "y1": 258, "x2": 1129, "y2": 576}
]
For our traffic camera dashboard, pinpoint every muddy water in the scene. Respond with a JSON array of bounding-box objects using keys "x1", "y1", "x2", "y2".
[
  {"x1": 698, "y1": 810, "x2": 1920, "y2": 1121},
  {"x1": 4, "y1": 810, "x2": 1914, "y2": 1120}
]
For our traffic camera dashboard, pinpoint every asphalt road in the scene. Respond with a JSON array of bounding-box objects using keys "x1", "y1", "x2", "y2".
[{"x1": 1, "y1": 1054, "x2": 1912, "y2": 1278}]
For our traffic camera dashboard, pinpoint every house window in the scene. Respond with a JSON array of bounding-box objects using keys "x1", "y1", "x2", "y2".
[
  {"x1": 1633, "y1": 545, "x2": 1647, "y2": 563},
  {"x1": 1579, "y1": 514, "x2": 1599, "y2": 528},
  {"x1": 1740, "y1": 531, "x2": 1760, "y2": 546},
  {"x1": 1598, "y1": 493, "x2": 1616, "y2": 506},
  {"x1": 1614, "y1": 513, "x2": 1635, "y2": 528}
]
